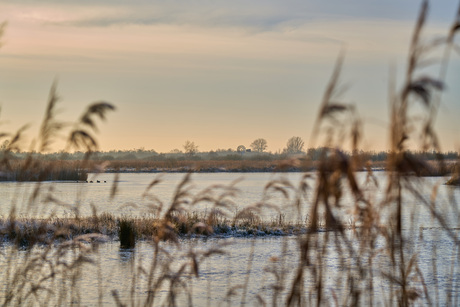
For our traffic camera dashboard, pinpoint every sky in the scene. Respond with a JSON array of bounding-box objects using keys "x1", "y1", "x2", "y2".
[{"x1": 0, "y1": 0, "x2": 459, "y2": 153}]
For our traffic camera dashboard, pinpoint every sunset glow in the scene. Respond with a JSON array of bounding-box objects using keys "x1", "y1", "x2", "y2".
[{"x1": 0, "y1": 1, "x2": 459, "y2": 153}]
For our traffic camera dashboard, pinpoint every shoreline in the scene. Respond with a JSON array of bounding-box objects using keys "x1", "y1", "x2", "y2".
[{"x1": 102, "y1": 166, "x2": 386, "y2": 174}]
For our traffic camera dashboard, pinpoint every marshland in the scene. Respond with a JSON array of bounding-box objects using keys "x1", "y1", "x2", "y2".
[{"x1": 1, "y1": 0, "x2": 460, "y2": 306}]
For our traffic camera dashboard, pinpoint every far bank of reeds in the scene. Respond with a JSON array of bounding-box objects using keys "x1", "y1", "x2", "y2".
[
  {"x1": 0, "y1": 159, "x2": 88, "y2": 181},
  {"x1": 1, "y1": 155, "x2": 456, "y2": 179}
]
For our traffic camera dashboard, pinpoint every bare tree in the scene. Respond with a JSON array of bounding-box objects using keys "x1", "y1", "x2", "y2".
[
  {"x1": 183, "y1": 140, "x2": 198, "y2": 156},
  {"x1": 250, "y1": 138, "x2": 268, "y2": 152},
  {"x1": 283, "y1": 136, "x2": 305, "y2": 154}
]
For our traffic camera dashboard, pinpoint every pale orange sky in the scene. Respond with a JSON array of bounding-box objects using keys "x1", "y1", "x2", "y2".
[{"x1": 0, "y1": 1, "x2": 459, "y2": 153}]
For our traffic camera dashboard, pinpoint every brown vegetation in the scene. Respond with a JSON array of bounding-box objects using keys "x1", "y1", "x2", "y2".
[
  {"x1": 106, "y1": 159, "x2": 310, "y2": 172},
  {"x1": 0, "y1": 159, "x2": 88, "y2": 181},
  {"x1": 0, "y1": 1, "x2": 459, "y2": 305}
]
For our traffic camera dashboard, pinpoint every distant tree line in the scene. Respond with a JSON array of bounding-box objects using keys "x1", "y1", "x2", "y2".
[
  {"x1": 1, "y1": 147, "x2": 458, "y2": 163},
  {"x1": 2, "y1": 137, "x2": 458, "y2": 162}
]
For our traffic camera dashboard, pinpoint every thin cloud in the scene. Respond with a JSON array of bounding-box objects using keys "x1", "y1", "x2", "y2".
[
  {"x1": 4, "y1": 0, "x2": 451, "y2": 32},
  {"x1": 51, "y1": 7, "x2": 307, "y2": 34}
]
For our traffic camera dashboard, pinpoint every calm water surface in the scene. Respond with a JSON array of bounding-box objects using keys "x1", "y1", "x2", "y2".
[
  {"x1": 0, "y1": 172, "x2": 459, "y2": 305},
  {"x1": 0, "y1": 172, "x2": 459, "y2": 227},
  {"x1": 0, "y1": 172, "x2": 307, "y2": 218},
  {"x1": 2, "y1": 232, "x2": 458, "y2": 306}
]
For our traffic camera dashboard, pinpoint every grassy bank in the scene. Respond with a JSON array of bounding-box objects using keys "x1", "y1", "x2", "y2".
[
  {"x1": 106, "y1": 159, "x2": 301, "y2": 172},
  {"x1": 0, "y1": 212, "x2": 315, "y2": 248},
  {"x1": 1, "y1": 157, "x2": 455, "y2": 180}
]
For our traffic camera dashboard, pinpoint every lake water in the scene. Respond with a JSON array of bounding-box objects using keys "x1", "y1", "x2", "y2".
[
  {"x1": 0, "y1": 172, "x2": 308, "y2": 219},
  {"x1": 1, "y1": 172, "x2": 459, "y2": 227},
  {"x1": 0, "y1": 172, "x2": 459, "y2": 305}
]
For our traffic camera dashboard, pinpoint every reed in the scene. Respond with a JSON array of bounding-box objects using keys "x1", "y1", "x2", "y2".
[
  {"x1": 118, "y1": 218, "x2": 136, "y2": 248},
  {"x1": 0, "y1": 1, "x2": 459, "y2": 306}
]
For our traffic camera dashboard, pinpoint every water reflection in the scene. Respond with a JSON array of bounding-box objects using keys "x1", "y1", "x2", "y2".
[
  {"x1": 0, "y1": 230, "x2": 458, "y2": 305},
  {"x1": 118, "y1": 247, "x2": 135, "y2": 263}
]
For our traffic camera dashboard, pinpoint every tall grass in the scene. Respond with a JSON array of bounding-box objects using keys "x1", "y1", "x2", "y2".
[{"x1": 0, "y1": 0, "x2": 460, "y2": 306}]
